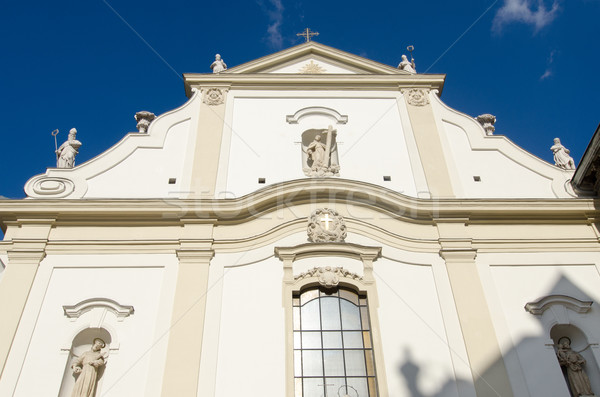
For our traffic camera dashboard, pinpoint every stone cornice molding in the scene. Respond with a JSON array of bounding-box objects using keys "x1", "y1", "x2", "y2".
[
  {"x1": 2, "y1": 179, "x2": 600, "y2": 225},
  {"x1": 525, "y1": 295, "x2": 593, "y2": 315},
  {"x1": 63, "y1": 298, "x2": 135, "y2": 321},
  {"x1": 184, "y1": 73, "x2": 445, "y2": 98},
  {"x1": 275, "y1": 242, "x2": 381, "y2": 263}
]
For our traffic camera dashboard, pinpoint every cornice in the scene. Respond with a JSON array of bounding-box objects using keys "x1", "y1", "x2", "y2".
[
  {"x1": 183, "y1": 73, "x2": 446, "y2": 97},
  {"x1": 0, "y1": 179, "x2": 599, "y2": 225}
]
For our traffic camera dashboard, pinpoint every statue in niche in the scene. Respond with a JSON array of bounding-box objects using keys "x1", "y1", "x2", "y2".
[
  {"x1": 398, "y1": 54, "x2": 416, "y2": 73},
  {"x1": 70, "y1": 338, "x2": 106, "y2": 397},
  {"x1": 210, "y1": 54, "x2": 227, "y2": 73},
  {"x1": 56, "y1": 128, "x2": 82, "y2": 169},
  {"x1": 556, "y1": 337, "x2": 595, "y2": 397},
  {"x1": 302, "y1": 125, "x2": 340, "y2": 177},
  {"x1": 551, "y1": 138, "x2": 576, "y2": 170}
]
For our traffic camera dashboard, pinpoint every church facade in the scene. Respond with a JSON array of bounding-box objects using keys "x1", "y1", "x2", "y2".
[{"x1": 1, "y1": 42, "x2": 599, "y2": 397}]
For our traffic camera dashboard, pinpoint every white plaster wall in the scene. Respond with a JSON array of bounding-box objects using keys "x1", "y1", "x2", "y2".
[
  {"x1": 374, "y1": 258, "x2": 462, "y2": 397},
  {"x1": 482, "y1": 255, "x2": 600, "y2": 397},
  {"x1": 214, "y1": 257, "x2": 286, "y2": 396},
  {"x1": 440, "y1": 122, "x2": 555, "y2": 198},
  {"x1": 222, "y1": 94, "x2": 418, "y2": 198},
  {"x1": 2, "y1": 254, "x2": 176, "y2": 397},
  {"x1": 84, "y1": 120, "x2": 191, "y2": 198}
]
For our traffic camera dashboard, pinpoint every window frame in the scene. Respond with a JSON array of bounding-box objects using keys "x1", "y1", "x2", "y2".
[{"x1": 276, "y1": 242, "x2": 388, "y2": 397}]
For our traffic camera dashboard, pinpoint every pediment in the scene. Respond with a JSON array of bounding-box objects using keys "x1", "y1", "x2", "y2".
[{"x1": 225, "y1": 42, "x2": 408, "y2": 75}]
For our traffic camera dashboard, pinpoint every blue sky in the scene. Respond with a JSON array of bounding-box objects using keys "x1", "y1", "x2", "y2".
[{"x1": 1, "y1": 0, "x2": 599, "y2": 199}]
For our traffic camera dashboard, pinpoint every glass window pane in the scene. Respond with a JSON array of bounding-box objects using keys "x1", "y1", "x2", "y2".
[
  {"x1": 345, "y1": 349, "x2": 367, "y2": 376},
  {"x1": 302, "y1": 350, "x2": 323, "y2": 376},
  {"x1": 301, "y1": 300, "x2": 321, "y2": 330},
  {"x1": 322, "y1": 331, "x2": 342, "y2": 348},
  {"x1": 343, "y1": 331, "x2": 363, "y2": 348},
  {"x1": 320, "y1": 297, "x2": 341, "y2": 330},
  {"x1": 294, "y1": 378, "x2": 303, "y2": 397},
  {"x1": 323, "y1": 350, "x2": 345, "y2": 376},
  {"x1": 294, "y1": 331, "x2": 301, "y2": 348},
  {"x1": 365, "y1": 350, "x2": 376, "y2": 376},
  {"x1": 346, "y1": 377, "x2": 369, "y2": 397},
  {"x1": 302, "y1": 377, "x2": 323, "y2": 397},
  {"x1": 323, "y1": 377, "x2": 346, "y2": 397},
  {"x1": 339, "y1": 289, "x2": 359, "y2": 305},
  {"x1": 302, "y1": 331, "x2": 322, "y2": 349},
  {"x1": 360, "y1": 307, "x2": 370, "y2": 330},
  {"x1": 340, "y1": 300, "x2": 361, "y2": 330},
  {"x1": 293, "y1": 307, "x2": 301, "y2": 330},
  {"x1": 294, "y1": 350, "x2": 302, "y2": 376},
  {"x1": 301, "y1": 289, "x2": 320, "y2": 305},
  {"x1": 363, "y1": 331, "x2": 372, "y2": 348}
]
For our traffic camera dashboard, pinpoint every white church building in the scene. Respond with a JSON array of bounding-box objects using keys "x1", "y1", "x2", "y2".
[{"x1": 1, "y1": 41, "x2": 599, "y2": 397}]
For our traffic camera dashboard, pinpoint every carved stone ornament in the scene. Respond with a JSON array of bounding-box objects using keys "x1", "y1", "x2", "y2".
[
  {"x1": 134, "y1": 111, "x2": 156, "y2": 133},
  {"x1": 203, "y1": 88, "x2": 226, "y2": 105},
  {"x1": 405, "y1": 89, "x2": 430, "y2": 106},
  {"x1": 294, "y1": 266, "x2": 362, "y2": 288},
  {"x1": 307, "y1": 208, "x2": 347, "y2": 243},
  {"x1": 300, "y1": 60, "x2": 326, "y2": 74},
  {"x1": 476, "y1": 114, "x2": 496, "y2": 136}
]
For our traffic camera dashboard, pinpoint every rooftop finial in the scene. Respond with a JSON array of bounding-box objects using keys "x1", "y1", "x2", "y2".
[{"x1": 297, "y1": 28, "x2": 319, "y2": 43}]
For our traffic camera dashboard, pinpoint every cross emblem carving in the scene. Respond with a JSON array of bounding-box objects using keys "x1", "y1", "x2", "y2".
[
  {"x1": 320, "y1": 213, "x2": 333, "y2": 230},
  {"x1": 297, "y1": 28, "x2": 319, "y2": 42}
]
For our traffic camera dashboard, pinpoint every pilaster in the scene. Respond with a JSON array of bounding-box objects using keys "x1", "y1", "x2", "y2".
[
  {"x1": 0, "y1": 218, "x2": 53, "y2": 376},
  {"x1": 437, "y1": 219, "x2": 514, "y2": 397},
  {"x1": 189, "y1": 87, "x2": 229, "y2": 198},
  {"x1": 403, "y1": 89, "x2": 455, "y2": 197},
  {"x1": 161, "y1": 220, "x2": 215, "y2": 396}
]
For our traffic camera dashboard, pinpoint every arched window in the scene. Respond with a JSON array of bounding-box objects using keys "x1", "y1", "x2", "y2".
[{"x1": 293, "y1": 286, "x2": 377, "y2": 397}]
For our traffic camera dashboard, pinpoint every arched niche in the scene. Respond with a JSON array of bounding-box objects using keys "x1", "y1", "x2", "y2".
[
  {"x1": 58, "y1": 328, "x2": 112, "y2": 397},
  {"x1": 301, "y1": 127, "x2": 340, "y2": 177},
  {"x1": 550, "y1": 324, "x2": 600, "y2": 396},
  {"x1": 525, "y1": 294, "x2": 600, "y2": 396}
]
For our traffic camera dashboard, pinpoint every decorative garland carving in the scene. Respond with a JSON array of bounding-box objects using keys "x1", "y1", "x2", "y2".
[
  {"x1": 203, "y1": 87, "x2": 226, "y2": 105},
  {"x1": 294, "y1": 266, "x2": 362, "y2": 288},
  {"x1": 405, "y1": 88, "x2": 430, "y2": 106},
  {"x1": 307, "y1": 208, "x2": 347, "y2": 243}
]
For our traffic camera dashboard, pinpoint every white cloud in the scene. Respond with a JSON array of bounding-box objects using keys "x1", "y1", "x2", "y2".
[
  {"x1": 540, "y1": 50, "x2": 556, "y2": 80},
  {"x1": 540, "y1": 69, "x2": 552, "y2": 80},
  {"x1": 492, "y1": 0, "x2": 560, "y2": 33},
  {"x1": 259, "y1": 0, "x2": 285, "y2": 49}
]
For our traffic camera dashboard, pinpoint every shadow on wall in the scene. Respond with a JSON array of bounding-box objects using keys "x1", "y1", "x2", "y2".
[
  {"x1": 399, "y1": 348, "x2": 473, "y2": 397},
  {"x1": 397, "y1": 274, "x2": 600, "y2": 397}
]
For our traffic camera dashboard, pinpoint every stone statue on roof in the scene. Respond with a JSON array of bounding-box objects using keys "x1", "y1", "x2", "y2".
[
  {"x1": 398, "y1": 54, "x2": 416, "y2": 74},
  {"x1": 56, "y1": 128, "x2": 82, "y2": 169},
  {"x1": 551, "y1": 138, "x2": 575, "y2": 170},
  {"x1": 211, "y1": 54, "x2": 227, "y2": 73}
]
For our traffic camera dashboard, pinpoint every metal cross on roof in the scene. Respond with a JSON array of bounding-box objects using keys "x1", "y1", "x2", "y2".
[{"x1": 297, "y1": 28, "x2": 319, "y2": 42}]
